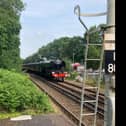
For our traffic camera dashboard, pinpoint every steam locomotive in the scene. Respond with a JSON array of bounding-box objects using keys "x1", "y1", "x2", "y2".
[{"x1": 23, "y1": 58, "x2": 67, "y2": 81}]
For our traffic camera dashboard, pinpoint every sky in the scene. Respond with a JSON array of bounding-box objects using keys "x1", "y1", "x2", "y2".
[{"x1": 20, "y1": 0, "x2": 107, "y2": 59}]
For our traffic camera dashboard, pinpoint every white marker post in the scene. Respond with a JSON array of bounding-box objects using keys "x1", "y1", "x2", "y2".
[{"x1": 10, "y1": 115, "x2": 32, "y2": 121}]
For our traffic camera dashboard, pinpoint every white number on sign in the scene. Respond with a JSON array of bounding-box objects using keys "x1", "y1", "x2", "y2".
[{"x1": 108, "y1": 64, "x2": 115, "y2": 73}]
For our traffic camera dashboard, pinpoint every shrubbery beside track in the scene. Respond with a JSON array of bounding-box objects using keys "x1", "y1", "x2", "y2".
[{"x1": 0, "y1": 69, "x2": 53, "y2": 113}]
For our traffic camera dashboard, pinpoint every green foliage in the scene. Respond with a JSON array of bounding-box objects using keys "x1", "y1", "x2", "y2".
[
  {"x1": 84, "y1": 25, "x2": 105, "y2": 69},
  {"x1": 0, "y1": 69, "x2": 53, "y2": 113},
  {"x1": 85, "y1": 76, "x2": 105, "y2": 89},
  {"x1": 0, "y1": 0, "x2": 24, "y2": 71},
  {"x1": 63, "y1": 58, "x2": 72, "y2": 72},
  {"x1": 66, "y1": 71, "x2": 79, "y2": 80}
]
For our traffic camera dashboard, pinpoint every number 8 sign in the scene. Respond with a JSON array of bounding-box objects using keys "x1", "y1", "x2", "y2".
[{"x1": 105, "y1": 50, "x2": 115, "y2": 74}]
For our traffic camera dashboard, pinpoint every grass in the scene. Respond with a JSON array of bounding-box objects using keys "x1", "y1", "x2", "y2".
[
  {"x1": 0, "y1": 108, "x2": 55, "y2": 119},
  {"x1": 85, "y1": 77, "x2": 105, "y2": 89}
]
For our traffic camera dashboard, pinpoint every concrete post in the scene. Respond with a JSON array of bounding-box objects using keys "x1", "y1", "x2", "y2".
[{"x1": 104, "y1": 0, "x2": 115, "y2": 126}]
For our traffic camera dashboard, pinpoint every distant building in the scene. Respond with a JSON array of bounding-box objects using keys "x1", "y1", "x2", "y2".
[{"x1": 71, "y1": 63, "x2": 81, "y2": 70}]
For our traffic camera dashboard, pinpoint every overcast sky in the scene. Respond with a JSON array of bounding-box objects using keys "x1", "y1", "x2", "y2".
[{"x1": 20, "y1": 0, "x2": 107, "y2": 59}]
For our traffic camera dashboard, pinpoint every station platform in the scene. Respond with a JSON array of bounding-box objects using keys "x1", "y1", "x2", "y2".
[{"x1": 0, "y1": 114, "x2": 76, "y2": 126}]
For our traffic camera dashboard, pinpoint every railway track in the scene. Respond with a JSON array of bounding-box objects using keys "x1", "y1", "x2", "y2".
[
  {"x1": 29, "y1": 74, "x2": 104, "y2": 126},
  {"x1": 64, "y1": 80, "x2": 104, "y2": 97},
  {"x1": 59, "y1": 81, "x2": 104, "y2": 103},
  {"x1": 57, "y1": 81, "x2": 104, "y2": 116}
]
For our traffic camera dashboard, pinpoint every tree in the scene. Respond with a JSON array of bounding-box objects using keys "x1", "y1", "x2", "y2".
[
  {"x1": 0, "y1": 0, "x2": 24, "y2": 71},
  {"x1": 84, "y1": 25, "x2": 105, "y2": 69}
]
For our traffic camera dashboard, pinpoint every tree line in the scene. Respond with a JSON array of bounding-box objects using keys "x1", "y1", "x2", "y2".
[
  {"x1": 0, "y1": 0, "x2": 24, "y2": 71},
  {"x1": 24, "y1": 25, "x2": 105, "y2": 70}
]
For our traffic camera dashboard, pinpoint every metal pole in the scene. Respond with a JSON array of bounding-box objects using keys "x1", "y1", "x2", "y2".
[
  {"x1": 104, "y1": 0, "x2": 115, "y2": 126},
  {"x1": 73, "y1": 52, "x2": 75, "y2": 64},
  {"x1": 107, "y1": 0, "x2": 115, "y2": 33}
]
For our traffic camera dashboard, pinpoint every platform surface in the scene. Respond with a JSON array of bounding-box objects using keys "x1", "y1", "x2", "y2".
[{"x1": 0, "y1": 114, "x2": 76, "y2": 126}]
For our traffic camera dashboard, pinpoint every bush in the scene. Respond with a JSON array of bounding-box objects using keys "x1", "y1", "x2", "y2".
[
  {"x1": 66, "y1": 71, "x2": 79, "y2": 80},
  {"x1": 0, "y1": 69, "x2": 53, "y2": 113}
]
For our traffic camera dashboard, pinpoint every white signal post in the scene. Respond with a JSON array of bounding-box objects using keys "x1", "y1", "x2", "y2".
[{"x1": 104, "y1": 0, "x2": 115, "y2": 126}]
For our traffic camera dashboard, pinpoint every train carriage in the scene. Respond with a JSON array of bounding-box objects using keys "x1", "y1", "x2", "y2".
[{"x1": 23, "y1": 58, "x2": 67, "y2": 81}]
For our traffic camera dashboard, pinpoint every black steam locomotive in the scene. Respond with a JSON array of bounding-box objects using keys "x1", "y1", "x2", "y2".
[{"x1": 23, "y1": 58, "x2": 67, "y2": 81}]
